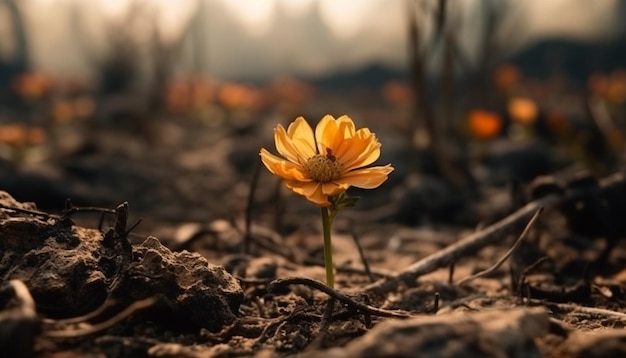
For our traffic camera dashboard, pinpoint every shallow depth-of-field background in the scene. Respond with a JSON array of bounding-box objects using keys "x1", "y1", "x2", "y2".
[{"x1": 2, "y1": 1, "x2": 626, "y2": 357}]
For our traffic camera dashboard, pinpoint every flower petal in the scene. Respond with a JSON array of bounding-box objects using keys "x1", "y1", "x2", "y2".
[
  {"x1": 337, "y1": 165, "x2": 394, "y2": 189},
  {"x1": 274, "y1": 125, "x2": 303, "y2": 164},
  {"x1": 345, "y1": 142, "x2": 381, "y2": 169},
  {"x1": 260, "y1": 148, "x2": 309, "y2": 181},
  {"x1": 329, "y1": 115, "x2": 356, "y2": 153},
  {"x1": 287, "y1": 117, "x2": 317, "y2": 158},
  {"x1": 285, "y1": 180, "x2": 330, "y2": 207},
  {"x1": 335, "y1": 115, "x2": 356, "y2": 138},
  {"x1": 322, "y1": 182, "x2": 348, "y2": 196},
  {"x1": 315, "y1": 114, "x2": 338, "y2": 155},
  {"x1": 339, "y1": 129, "x2": 382, "y2": 169},
  {"x1": 334, "y1": 134, "x2": 366, "y2": 162}
]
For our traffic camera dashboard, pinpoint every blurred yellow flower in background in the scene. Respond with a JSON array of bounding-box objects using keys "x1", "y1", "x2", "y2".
[{"x1": 260, "y1": 115, "x2": 393, "y2": 207}]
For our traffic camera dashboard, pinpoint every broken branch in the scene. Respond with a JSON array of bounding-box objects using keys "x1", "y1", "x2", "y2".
[{"x1": 364, "y1": 195, "x2": 562, "y2": 296}]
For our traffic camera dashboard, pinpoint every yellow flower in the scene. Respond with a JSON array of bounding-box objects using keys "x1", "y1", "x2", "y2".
[{"x1": 260, "y1": 115, "x2": 394, "y2": 207}]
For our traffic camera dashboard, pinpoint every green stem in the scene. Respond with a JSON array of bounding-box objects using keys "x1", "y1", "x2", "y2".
[{"x1": 321, "y1": 206, "x2": 334, "y2": 288}]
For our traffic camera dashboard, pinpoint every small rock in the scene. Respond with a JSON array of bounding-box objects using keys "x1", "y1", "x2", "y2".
[
  {"x1": 557, "y1": 330, "x2": 626, "y2": 358},
  {"x1": 320, "y1": 308, "x2": 549, "y2": 358},
  {"x1": 0, "y1": 215, "x2": 114, "y2": 318},
  {"x1": 123, "y1": 236, "x2": 243, "y2": 331}
]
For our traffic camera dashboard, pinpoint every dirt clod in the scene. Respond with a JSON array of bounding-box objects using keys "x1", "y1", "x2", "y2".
[
  {"x1": 124, "y1": 236, "x2": 243, "y2": 331},
  {"x1": 322, "y1": 308, "x2": 549, "y2": 358},
  {"x1": 0, "y1": 190, "x2": 243, "y2": 337}
]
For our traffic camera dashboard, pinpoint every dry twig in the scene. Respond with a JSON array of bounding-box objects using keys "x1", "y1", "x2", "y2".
[
  {"x1": 544, "y1": 301, "x2": 626, "y2": 321},
  {"x1": 44, "y1": 297, "x2": 158, "y2": 339},
  {"x1": 364, "y1": 195, "x2": 562, "y2": 296},
  {"x1": 7, "y1": 280, "x2": 36, "y2": 319},
  {"x1": 348, "y1": 220, "x2": 375, "y2": 283},
  {"x1": 268, "y1": 277, "x2": 410, "y2": 319},
  {"x1": 456, "y1": 207, "x2": 544, "y2": 285},
  {"x1": 307, "y1": 298, "x2": 336, "y2": 350},
  {"x1": 0, "y1": 281, "x2": 40, "y2": 357},
  {"x1": 243, "y1": 162, "x2": 261, "y2": 255}
]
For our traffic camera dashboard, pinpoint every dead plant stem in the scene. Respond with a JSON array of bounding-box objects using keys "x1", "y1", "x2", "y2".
[{"x1": 456, "y1": 207, "x2": 544, "y2": 285}]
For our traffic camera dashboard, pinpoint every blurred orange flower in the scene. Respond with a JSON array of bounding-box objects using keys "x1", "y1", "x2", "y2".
[
  {"x1": 382, "y1": 81, "x2": 413, "y2": 106},
  {"x1": 493, "y1": 64, "x2": 521, "y2": 91},
  {"x1": 270, "y1": 77, "x2": 315, "y2": 104},
  {"x1": 27, "y1": 126, "x2": 47, "y2": 146},
  {"x1": 165, "y1": 82, "x2": 191, "y2": 112},
  {"x1": 269, "y1": 77, "x2": 315, "y2": 114},
  {"x1": 0, "y1": 124, "x2": 27, "y2": 146},
  {"x1": 218, "y1": 83, "x2": 260, "y2": 110},
  {"x1": 0, "y1": 124, "x2": 47, "y2": 146},
  {"x1": 467, "y1": 109, "x2": 502, "y2": 140},
  {"x1": 51, "y1": 100, "x2": 75, "y2": 123},
  {"x1": 13, "y1": 72, "x2": 52, "y2": 99},
  {"x1": 607, "y1": 70, "x2": 626, "y2": 104},
  {"x1": 260, "y1": 115, "x2": 393, "y2": 207},
  {"x1": 588, "y1": 71, "x2": 626, "y2": 104},
  {"x1": 508, "y1": 97, "x2": 538, "y2": 125}
]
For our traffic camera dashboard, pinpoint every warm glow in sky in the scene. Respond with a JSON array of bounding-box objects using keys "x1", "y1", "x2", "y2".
[
  {"x1": 215, "y1": 0, "x2": 375, "y2": 39},
  {"x1": 280, "y1": 0, "x2": 315, "y2": 18},
  {"x1": 91, "y1": 0, "x2": 372, "y2": 39},
  {"x1": 83, "y1": 0, "x2": 380, "y2": 38},
  {"x1": 14, "y1": 0, "x2": 624, "y2": 80},
  {"x1": 318, "y1": 0, "x2": 375, "y2": 39},
  {"x1": 218, "y1": 0, "x2": 277, "y2": 36}
]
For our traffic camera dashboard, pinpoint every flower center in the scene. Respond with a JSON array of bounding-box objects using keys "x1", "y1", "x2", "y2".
[{"x1": 303, "y1": 154, "x2": 344, "y2": 182}]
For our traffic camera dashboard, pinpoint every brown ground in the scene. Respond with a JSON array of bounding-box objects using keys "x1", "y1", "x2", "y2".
[{"x1": 2, "y1": 116, "x2": 626, "y2": 358}]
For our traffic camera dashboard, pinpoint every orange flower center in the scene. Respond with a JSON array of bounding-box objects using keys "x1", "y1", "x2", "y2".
[{"x1": 303, "y1": 154, "x2": 343, "y2": 182}]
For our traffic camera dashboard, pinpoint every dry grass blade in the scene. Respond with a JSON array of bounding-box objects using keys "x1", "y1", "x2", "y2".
[{"x1": 456, "y1": 206, "x2": 544, "y2": 285}]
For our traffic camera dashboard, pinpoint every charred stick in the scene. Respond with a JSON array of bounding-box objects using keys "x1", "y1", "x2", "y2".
[
  {"x1": 308, "y1": 298, "x2": 336, "y2": 350},
  {"x1": 364, "y1": 195, "x2": 562, "y2": 296},
  {"x1": 516, "y1": 256, "x2": 550, "y2": 301},
  {"x1": 456, "y1": 207, "x2": 543, "y2": 285},
  {"x1": 7, "y1": 280, "x2": 36, "y2": 318},
  {"x1": 348, "y1": 220, "x2": 375, "y2": 283},
  {"x1": 243, "y1": 162, "x2": 262, "y2": 255},
  {"x1": 526, "y1": 281, "x2": 591, "y2": 303},
  {"x1": 268, "y1": 277, "x2": 410, "y2": 319},
  {"x1": 44, "y1": 297, "x2": 158, "y2": 339}
]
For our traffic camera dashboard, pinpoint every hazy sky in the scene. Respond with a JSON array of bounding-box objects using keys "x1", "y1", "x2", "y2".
[{"x1": 5, "y1": 0, "x2": 624, "y2": 81}]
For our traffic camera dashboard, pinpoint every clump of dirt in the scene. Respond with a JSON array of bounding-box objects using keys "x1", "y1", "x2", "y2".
[
  {"x1": 123, "y1": 236, "x2": 243, "y2": 330},
  {"x1": 319, "y1": 308, "x2": 549, "y2": 358},
  {"x1": 0, "y1": 191, "x2": 243, "y2": 356},
  {"x1": 0, "y1": 199, "x2": 112, "y2": 318}
]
